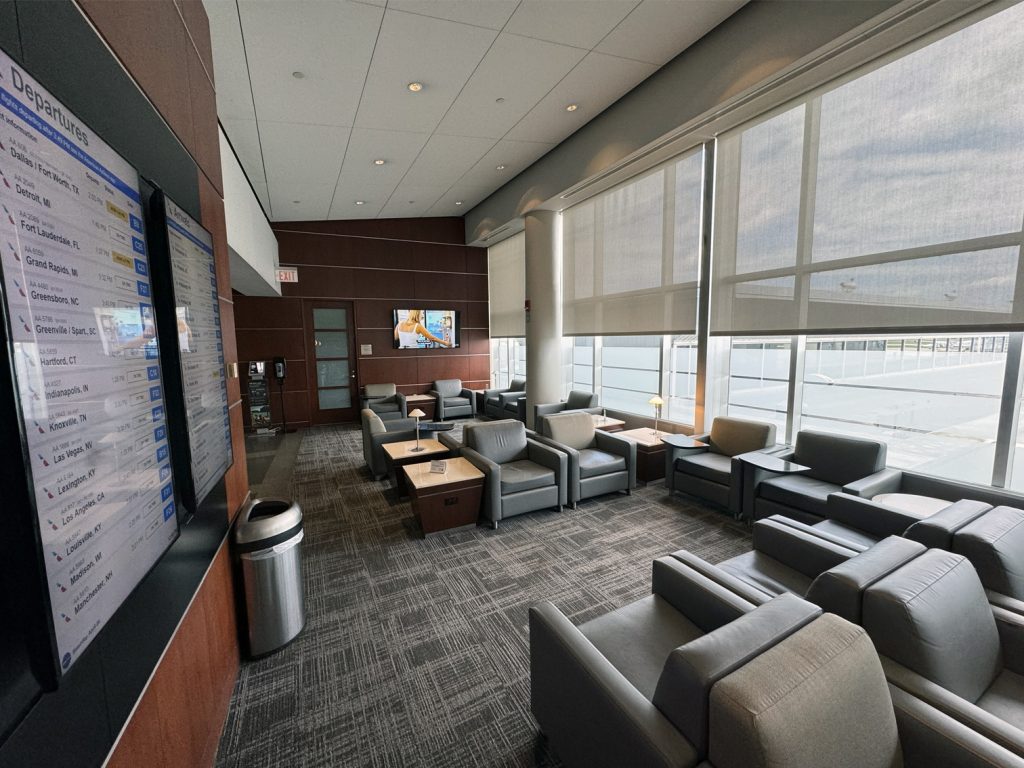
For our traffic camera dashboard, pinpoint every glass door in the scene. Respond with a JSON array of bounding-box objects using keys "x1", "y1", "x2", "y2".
[{"x1": 305, "y1": 300, "x2": 357, "y2": 424}]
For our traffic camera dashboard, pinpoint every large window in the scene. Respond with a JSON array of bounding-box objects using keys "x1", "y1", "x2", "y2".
[
  {"x1": 600, "y1": 336, "x2": 661, "y2": 416},
  {"x1": 726, "y1": 338, "x2": 790, "y2": 438},
  {"x1": 667, "y1": 335, "x2": 698, "y2": 425},
  {"x1": 491, "y1": 337, "x2": 526, "y2": 389}
]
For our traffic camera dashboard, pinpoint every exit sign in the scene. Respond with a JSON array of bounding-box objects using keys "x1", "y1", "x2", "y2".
[{"x1": 277, "y1": 267, "x2": 298, "y2": 283}]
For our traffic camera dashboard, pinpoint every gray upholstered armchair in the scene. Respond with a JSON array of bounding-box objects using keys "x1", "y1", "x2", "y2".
[
  {"x1": 360, "y1": 382, "x2": 407, "y2": 421},
  {"x1": 430, "y1": 378, "x2": 475, "y2": 420},
  {"x1": 461, "y1": 420, "x2": 566, "y2": 529},
  {"x1": 666, "y1": 416, "x2": 777, "y2": 516},
  {"x1": 483, "y1": 378, "x2": 526, "y2": 419},
  {"x1": 536, "y1": 411, "x2": 635, "y2": 508},
  {"x1": 533, "y1": 390, "x2": 600, "y2": 424},
  {"x1": 360, "y1": 409, "x2": 435, "y2": 480}
]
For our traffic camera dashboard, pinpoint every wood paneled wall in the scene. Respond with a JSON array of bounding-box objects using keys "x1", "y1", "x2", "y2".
[{"x1": 235, "y1": 220, "x2": 489, "y2": 429}]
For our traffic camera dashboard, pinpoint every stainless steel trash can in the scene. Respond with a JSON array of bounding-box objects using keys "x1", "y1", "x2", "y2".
[{"x1": 234, "y1": 498, "x2": 305, "y2": 657}]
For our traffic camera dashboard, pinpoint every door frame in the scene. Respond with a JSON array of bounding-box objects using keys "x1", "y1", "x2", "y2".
[{"x1": 303, "y1": 299, "x2": 358, "y2": 424}]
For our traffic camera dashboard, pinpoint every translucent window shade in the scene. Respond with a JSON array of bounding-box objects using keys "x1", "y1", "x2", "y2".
[
  {"x1": 562, "y1": 149, "x2": 702, "y2": 337},
  {"x1": 712, "y1": 2, "x2": 1024, "y2": 336},
  {"x1": 487, "y1": 231, "x2": 525, "y2": 337}
]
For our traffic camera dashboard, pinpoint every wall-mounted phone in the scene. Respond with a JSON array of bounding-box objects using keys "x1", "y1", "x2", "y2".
[{"x1": 273, "y1": 356, "x2": 287, "y2": 384}]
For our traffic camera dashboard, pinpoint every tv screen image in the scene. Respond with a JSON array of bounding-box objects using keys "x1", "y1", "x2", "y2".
[{"x1": 393, "y1": 309, "x2": 460, "y2": 349}]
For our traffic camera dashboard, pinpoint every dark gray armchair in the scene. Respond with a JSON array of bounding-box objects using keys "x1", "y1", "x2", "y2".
[
  {"x1": 361, "y1": 409, "x2": 436, "y2": 480},
  {"x1": 666, "y1": 416, "x2": 777, "y2": 516},
  {"x1": 745, "y1": 430, "x2": 888, "y2": 525},
  {"x1": 536, "y1": 411, "x2": 635, "y2": 508},
  {"x1": 360, "y1": 382, "x2": 407, "y2": 421},
  {"x1": 430, "y1": 378, "x2": 475, "y2": 420},
  {"x1": 461, "y1": 420, "x2": 566, "y2": 529},
  {"x1": 483, "y1": 378, "x2": 526, "y2": 419},
  {"x1": 533, "y1": 390, "x2": 600, "y2": 424}
]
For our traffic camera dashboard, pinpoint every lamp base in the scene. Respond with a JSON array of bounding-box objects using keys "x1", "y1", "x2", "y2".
[{"x1": 409, "y1": 446, "x2": 425, "y2": 453}]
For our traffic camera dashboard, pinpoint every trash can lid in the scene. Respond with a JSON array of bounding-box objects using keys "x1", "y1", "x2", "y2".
[{"x1": 235, "y1": 498, "x2": 302, "y2": 546}]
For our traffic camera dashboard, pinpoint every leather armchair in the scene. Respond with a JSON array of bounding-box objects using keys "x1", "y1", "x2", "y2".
[
  {"x1": 666, "y1": 416, "x2": 776, "y2": 516},
  {"x1": 430, "y1": 378, "x2": 475, "y2": 420},
  {"x1": 483, "y1": 378, "x2": 526, "y2": 419},
  {"x1": 533, "y1": 390, "x2": 601, "y2": 424},
  {"x1": 745, "y1": 430, "x2": 888, "y2": 525},
  {"x1": 461, "y1": 420, "x2": 566, "y2": 529},
  {"x1": 536, "y1": 411, "x2": 635, "y2": 508},
  {"x1": 360, "y1": 409, "x2": 436, "y2": 480},
  {"x1": 360, "y1": 382, "x2": 407, "y2": 421}
]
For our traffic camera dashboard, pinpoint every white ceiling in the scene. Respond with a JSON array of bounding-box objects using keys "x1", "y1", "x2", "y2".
[{"x1": 203, "y1": 0, "x2": 747, "y2": 222}]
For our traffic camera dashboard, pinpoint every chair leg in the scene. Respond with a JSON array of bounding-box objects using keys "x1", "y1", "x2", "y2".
[
  {"x1": 491, "y1": 520, "x2": 498, "y2": 530},
  {"x1": 571, "y1": 501, "x2": 578, "y2": 510}
]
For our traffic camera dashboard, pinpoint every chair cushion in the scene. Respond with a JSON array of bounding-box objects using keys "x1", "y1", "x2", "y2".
[
  {"x1": 466, "y1": 421, "x2": 528, "y2": 464},
  {"x1": 578, "y1": 448, "x2": 626, "y2": 479},
  {"x1": 676, "y1": 452, "x2": 732, "y2": 485},
  {"x1": 565, "y1": 390, "x2": 597, "y2": 410},
  {"x1": 580, "y1": 595, "x2": 704, "y2": 700},
  {"x1": 709, "y1": 417, "x2": 775, "y2": 458},
  {"x1": 954, "y1": 506, "x2": 1024, "y2": 599},
  {"x1": 370, "y1": 400, "x2": 400, "y2": 413},
  {"x1": 499, "y1": 459, "x2": 555, "y2": 494},
  {"x1": 793, "y1": 430, "x2": 886, "y2": 486},
  {"x1": 719, "y1": 551, "x2": 812, "y2": 599},
  {"x1": 862, "y1": 549, "x2": 1001, "y2": 703},
  {"x1": 758, "y1": 474, "x2": 839, "y2": 518},
  {"x1": 435, "y1": 378, "x2": 462, "y2": 398},
  {"x1": 976, "y1": 669, "x2": 1024, "y2": 732},
  {"x1": 444, "y1": 396, "x2": 470, "y2": 407},
  {"x1": 546, "y1": 411, "x2": 595, "y2": 451},
  {"x1": 364, "y1": 383, "x2": 396, "y2": 398}
]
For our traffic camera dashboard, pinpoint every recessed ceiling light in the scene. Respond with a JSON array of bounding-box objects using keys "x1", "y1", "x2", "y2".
[
  {"x1": 495, "y1": 97, "x2": 505, "y2": 104},
  {"x1": 373, "y1": 159, "x2": 385, "y2": 165},
  {"x1": 407, "y1": 82, "x2": 423, "y2": 92},
  {"x1": 496, "y1": 165, "x2": 506, "y2": 170},
  {"x1": 292, "y1": 71, "x2": 305, "y2": 79},
  {"x1": 566, "y1": 103, "x2": 578, "y2": 112},
  {"x1": 455, "y1": 201, "x2": 463, "y2": 206},
  {"x1": 292, "y1": 200, "x2": 300, "y2": 203},
  {"x1": 355, "y1": 200, "x2": 365, "y2": 205},
  {"x1": 408, "y1": 200, "x2": 415, "y2": 204}
]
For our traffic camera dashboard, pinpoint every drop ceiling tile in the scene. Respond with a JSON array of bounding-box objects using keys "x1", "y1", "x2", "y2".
[
  {"x1": 387, "y1": 0, "x2": 518, "y2": 30},
  {"x1": 221, "y1": 117, "x2": 267, "y2": 183},
  {"x1": 328, "y1": 128, "x2": 429, "y2": 217},
  {"x1": 332, "y1": 199, "x2": 386, "y2": 219},
  {"x1": 355, "y1": 11, "x2": 497, "y2": 132},
  {"x1": 504, "y1": 0, "x2": 638, "y2": 50},
  {"x1": 238, "y1": 0, "x2": 383, "y2": 126},
  {"x1": 204, "y1": 0, "x2": 256, "y2": 121},
  {"x1": 507, "y1": 51, "x2": 657, "y2": 143},
  {"x1": 379, "y1": 185, "x2": 447, "y2": 218},
  {"x1": 260, "y1": 121, "x2": 349, "y2": 220},
  {"x1": 425, "y1": 184, "x2": 493, "y2": 216},
  {"x1": 435, "y1": 33, "x2": 586, "y2": 139},
  {"x1": 457, "y1": 139, "x2": 554, "y2": 188},
  {"x1": 596, "y1": 0, "x2": 747, "y2": 66},
  {"x1": 402, "y1": 134, "x2": 495, "y2": 189}
]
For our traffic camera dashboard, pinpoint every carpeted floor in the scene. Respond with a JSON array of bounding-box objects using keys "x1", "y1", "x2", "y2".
[{"x1": 215, "y1": 422, "x2": 751, "y2": 768}]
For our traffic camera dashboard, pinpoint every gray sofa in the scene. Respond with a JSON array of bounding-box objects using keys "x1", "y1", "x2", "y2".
[
  {"x1": 461, "y1": 420, "x2": 566, "y2": 529},
  {"x1": 483, "y1": 378, "x2": 526, "y2": 420},
  {"x1": 360, "y1": 382, "x2": 407, "y2": 421},
  {"x1": 430, "y1": 378, "x2": 475, "y2": 420},
  {"x1": 360, "y1": 409, "x2": 435, "y2": 480},
  {"x1": 745, "y1": 430, "x2": 888, "y2": 525},
  {"x1": 666, "y1": 416, "x2": 776, "y2": 516},
  {"x1": 536, "y1": 411, "x2": 635, "y2": 508},
  {"x1": 533, "y1": 390, "x2": 601, "y2": 424}
]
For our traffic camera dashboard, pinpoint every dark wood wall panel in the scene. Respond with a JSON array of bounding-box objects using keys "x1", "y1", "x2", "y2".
[{"x1": 234, "y1": 219, "x2": 489, "y2": 427}]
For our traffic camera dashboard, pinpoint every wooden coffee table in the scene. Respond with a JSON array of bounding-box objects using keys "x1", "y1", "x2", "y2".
[
  {"x1": 591, "y1": 414, "x2": 625, "y2": 432},
  {"x1": 404, "y1": 457, "x2": 485, "y2": 536},
  {"x1": 383, "y1": 439, "x2": 449, "y2": 497},
  {"x1": 617, "y1": 427, "x2": 668, "y2": 483},
  {"x1": 405, "y1": 393, "x2": 437, "y2": 421}
]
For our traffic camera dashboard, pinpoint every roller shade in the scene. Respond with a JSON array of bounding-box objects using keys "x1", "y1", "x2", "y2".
[
  {"x1": 711, "y1": 1, "x2": 1024, "y2": 336},
  {"x1": 488, "y1": 231, "x2": 525, "y2": 337},
  {"x1": 562, "y1": 148, "x2": 704, "y2": 336}
]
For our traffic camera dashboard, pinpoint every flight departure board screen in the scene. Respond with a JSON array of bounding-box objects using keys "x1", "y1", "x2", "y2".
[
  {"x1": 163, "y1": 196, "x2": 231, "y2": 505},
  {"x1": 0, "y1": 49, "x2": 178, "y2": 674}
]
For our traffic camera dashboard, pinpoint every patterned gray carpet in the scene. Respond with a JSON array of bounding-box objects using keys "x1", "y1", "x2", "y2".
[{"x1": 215, "y1": 422, "x2": 752, "y2": 768}]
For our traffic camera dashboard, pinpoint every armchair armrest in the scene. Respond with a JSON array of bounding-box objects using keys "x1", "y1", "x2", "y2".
[
  {"x1": 826, "y1": 492, "x2": 921, "y2": 539},
  {"x1": 498, "y1": 390, "x2": 527, "y2": 406},
  {"x1": 843, "y1": 467, "x2": 903, "y2": 497},
  {"x1": 751, "y1": 517, "x2": 861, "y2": 579},
  {"x1": 994, "y1": 605, "x2": 1024, "y2": 676},
  {"x1": 482, "y1": 386, "x2": 507, "y2": 398},
  {"x1": 529, "y1": 602, "x2": 699, "y2": 768},
  {"x1": 459, "y1": 388, "x2": 476, "y2": 415},
  {"x1": 595, "y1": 431, "x2": 637, "y2": 490},
  {"x1": 462, "y1": 447, "x2": 501, "y2": 523},
  {"x1": 738, "y1": 449, "x2": 795, "y2": 522},
  {"x1": 664, "y1": 432, "x2": 711, "y2": 491},
  {"x1": 534, "y1": 402, "x2": 567, "y2": 419},
  {"x1": 395, "y1": 391, "x2": 408, "y2": 416},
  {"x1": 427, "y1": 389, "x2": 441, "y2": 400},
  {"x1": 437, "y1": 432, "x2": 461, "y2": 455},
  {"x1": 668, "y1": 550, "x2": 774, "y2": 606},
  {"x1": 652, "y1": 556, "x2": 757, "y2": 633},
  {"x1": 527, "y1": 439, "x2": 568, "y2": 506}
]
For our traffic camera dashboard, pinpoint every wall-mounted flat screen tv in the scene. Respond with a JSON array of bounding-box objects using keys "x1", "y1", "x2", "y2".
[{"x1": 393, "y1": 309, "x2": 459, "y2": 349}]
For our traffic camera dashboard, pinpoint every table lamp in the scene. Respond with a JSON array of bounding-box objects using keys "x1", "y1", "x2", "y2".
[
  {"x1": 409, "y1": 408, "x2": 426, "y2": 452},
  {"x1": 648, "y1": 395, "x2": 664, "y2": 437}
]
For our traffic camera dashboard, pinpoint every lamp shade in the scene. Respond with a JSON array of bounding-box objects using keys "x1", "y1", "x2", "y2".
[
  {"x1": 409, "y1": 409, "x2": 426, "y2": 418},
  {"x1": 648, "y1": 396, "x2": 664, "y2": 407}
]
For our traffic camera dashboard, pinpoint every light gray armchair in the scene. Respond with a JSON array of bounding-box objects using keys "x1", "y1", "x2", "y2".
[
  {"x1": 536, "y1": 411, "x2": 635, "y2": 508},
  {"x1": 360, "y1": 382, "x2": 407, "y2": 421},
  {"x1": 483, "y1": 378, "x2": 526, "y2": 419},
  {"x1": 430, "y1": 378, "x2": 475, "y2": 420},
  {"x1": 461, "y1": 420, "x2": 566, "y2": 529},
  {"x1": 360, "y1": 409, "x2": 435, "y2": 480},
  {"x1": 533, "y1": 390, "x2": 601, "y2": 424}
]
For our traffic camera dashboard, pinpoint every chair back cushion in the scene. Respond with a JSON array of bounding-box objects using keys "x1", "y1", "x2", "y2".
[
  {"x1": 653, "y1": 594, "x2": 820, "y2": 758},
  {"x1": 862, "y1": 549, "x2": 1001, "y2": 702},
  {"x1": 709, "y1": 417, "x2": 776, "y2": 457},
  {"x1": 954, "y1": 506, "x2": 1024, "y2": 599},
  {"x1": 508, "y1": 378, "x2": 526, "y2": 392},
  {"x1": 565, "y1": 390, "x2": 597, "y2": 410},
  {"x1": 545, "y1": 412, "x2": 595, "y2": 451},
  {"x1": 362, "y1": 409, "x2": 386, "y2": 436},
  {"x1": 364, "y1": 383, "x2": 396, "y2": 398},
  {"x1": 794, "y1": 430, "x2": 886, "y2": 486},
  {"x1": 434, "y1": 379, "x2": 462, "y2": 398},
  {"x1": 465, "y1": 420, "x2": 528, "y2": 464},
  {"x1": 708, "y1": 614, "x2": 902, "y2": 768}
]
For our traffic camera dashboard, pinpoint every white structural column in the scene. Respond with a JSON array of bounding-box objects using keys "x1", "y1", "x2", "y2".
[{"x1": 524, "y1": 210, "x2": 562, "y2": 429}]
